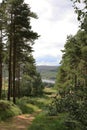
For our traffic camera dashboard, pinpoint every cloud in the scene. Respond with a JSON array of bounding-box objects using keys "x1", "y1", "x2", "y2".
[
  {"x1": 0, "y1": 0, "x2": 79, "y2": 66},
  {"x1": 35, "y1": 55, "x2": 61, "y2": 66},
  {"x1": 47, "y1": 0, "x2": 74, "y2": 21},
  {"x1": 25, "y1": 0, "x2": 79, "y2": 65}
]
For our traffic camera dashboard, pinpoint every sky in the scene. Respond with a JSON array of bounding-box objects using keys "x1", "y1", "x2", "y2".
[
  {"x1": 0, "y1": 0, "x2": 79, "y2": 66},
  {"x1": 25, "y1": 0, "x2": 79, "y2": 66}
]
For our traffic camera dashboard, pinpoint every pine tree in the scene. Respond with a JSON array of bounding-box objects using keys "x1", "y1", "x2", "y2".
[{"x1": 2, "y1": 0, "x2": 39, "y2": 103}]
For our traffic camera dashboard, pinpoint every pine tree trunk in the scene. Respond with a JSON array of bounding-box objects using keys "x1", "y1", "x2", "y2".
[
  {"x1": 13, "y1": 20, "x2": 16, "y2": 104},
  {"x1": 8, "y1": 13, "x2": 13, "y2": 101},
  {"x1": 0, "y1": 30, "x2": 2, "y2": 99},
  {"x1": 8, "y1": 37, "x2": 13, "y2": 101},
  {"x1": 16, "y1": 64, "x2": 21, "y2": 98},
  {"x1": 13, "y1": 40, "x2": 16, "y2": 104}
]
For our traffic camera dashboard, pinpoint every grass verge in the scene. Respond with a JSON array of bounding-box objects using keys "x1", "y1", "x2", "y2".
[
  {"x1": 28, "y1": 112, "x2": 68, "y2": 130},
  {"x1": 0, "y1": 100, "x2": 22, "y2": 121}
]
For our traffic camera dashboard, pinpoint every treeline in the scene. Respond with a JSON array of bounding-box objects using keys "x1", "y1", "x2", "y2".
[
  {"x1": 51, "y1": 0, "x2": 87, "y2": 129},
  {"x1": 0, "y1": 0, "x2": 43, "y2": 104},
  {"x1": 55, "y1": 30, "x2": 87, "y2": 89},
  {"x1": 37, "y1": 65, "x2": 58, "y2": 81}
]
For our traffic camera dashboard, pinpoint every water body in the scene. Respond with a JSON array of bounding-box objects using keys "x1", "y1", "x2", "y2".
[{"x1": 42, "y1": 79, "x2": 55, "y2": 84}]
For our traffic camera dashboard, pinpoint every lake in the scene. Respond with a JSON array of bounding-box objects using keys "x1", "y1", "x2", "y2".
[{"x1": 42, "y1": 79, "x2": 55, "y2": 84}]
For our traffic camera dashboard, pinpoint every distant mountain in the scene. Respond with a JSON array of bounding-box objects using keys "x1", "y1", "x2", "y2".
[{"x1": 36, "y1": 65, "x2": 59, "y2": 80}]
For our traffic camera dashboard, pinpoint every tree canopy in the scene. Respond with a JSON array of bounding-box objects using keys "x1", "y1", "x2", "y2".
[
  {"x1": 0, "y1": 0, "x2": 43, "y2": 103},
  {"x1": 53, "y1": 1, "x2": 87, "y2": 129}
]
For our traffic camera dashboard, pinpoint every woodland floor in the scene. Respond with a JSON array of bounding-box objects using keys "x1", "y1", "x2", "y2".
[
  {"x1": 0, "y1": 88, "x2": 56, "y2": 130},
  {"x1": 0, "y1": 111, "x2": 41, "y2": 130}
]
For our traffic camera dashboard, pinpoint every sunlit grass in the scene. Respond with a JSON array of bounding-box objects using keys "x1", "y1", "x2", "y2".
[
  {"x1": 28, "y1": 112, "x2": 68, "y2": 130},
  {"x1": 27, "y1": 87, "x2": 68, "y2": 130},
  {"x1": 26, "y1": 103, "x2": 40, "y2": 112},
  {"x1": 0, "y1": 100, "x2": 22, "y2": 121},
  {"x1": 44, "y1": 87, "x2": 57, "y2": 93}
]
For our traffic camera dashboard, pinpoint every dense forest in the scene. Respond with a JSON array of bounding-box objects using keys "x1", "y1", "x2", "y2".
[
  {"x1": 0, "y1": 0, "x2": 43, "y2": 104},
  {"x1": 0, "y1": 0, "x2": 87, "y2": 130},
  {"x1": 52, "y1": 0, "x2": 87, "y2": 129}
]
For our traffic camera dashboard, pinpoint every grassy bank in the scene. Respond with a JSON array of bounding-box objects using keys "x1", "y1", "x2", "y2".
[
  {"x1": 27, "y1": 88, "x2": 68, "y2": 130},
  {"x1": 28, "y1": 112, "x2": 68, "y2": 130},
  {"x1": 0, "y1": 87, "x2": 68, "y2": 130},
  {"x1": 0, "y1": 100, "x2": 22, "y2": 121}
]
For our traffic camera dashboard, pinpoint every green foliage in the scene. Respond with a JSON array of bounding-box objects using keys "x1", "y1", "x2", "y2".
[
  {"x1": 0, "y1": 100, "x2": 22, "y2": 121},
  {"x1": 20, "y1": 68, "x2": 43, "y2": 97},
  {"x1": 21, "y1": 62, "x2": 43, "y2": 95},
  {"x1": 17, "y1": 97, "x2": 40, "y2": 114},
  {"x1": 1, "y1": 90, "x2": 8, "y2": 99},
  {"x1": 81, "y1": 46, "x2": 87, "y2": 60},
  {"x1": 0, "y1": 0, "x2": 39, "y2": 102},
  {"x1": 28, "y1": 112, "x2": 68, "y2": 130},
  {"x1": 17, "y1": 87, "x2": 56, "y2": 114},
  {"x1": 55, "y1": 30, "x2": 87, "y2": 89},
  {"x1": 71, "y1": 0, "x2": 87, "y2": 32},
  {"x1": 49, "y1": 84, "x2": 87, "y2": 129},
  {"x1": 17, "y1": 94, "x2": 52, "y2": 114},
  {"x1": 54, "y1": 6, "x2": 87, "y2": 129}
]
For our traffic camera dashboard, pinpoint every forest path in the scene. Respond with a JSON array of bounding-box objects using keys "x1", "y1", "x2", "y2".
[
  {"x1": 0, "y1": 88, "x2": 56, "y2": 130},
  {"x1": 0, "y1": 110, "x2": 41, "y2": 130}
]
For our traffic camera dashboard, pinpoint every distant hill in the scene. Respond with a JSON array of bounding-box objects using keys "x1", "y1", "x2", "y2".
[{"x1": 36, "y1": 65, "x2": 58, "y2": 80}]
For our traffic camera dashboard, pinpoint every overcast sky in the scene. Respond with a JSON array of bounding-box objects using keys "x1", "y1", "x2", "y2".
[
  {"x1": 25, "y1": 0, "x2": 79, "y2": 66},
  {"x1": 0, "y1": 0, "x2": 79, "y2": 66}
]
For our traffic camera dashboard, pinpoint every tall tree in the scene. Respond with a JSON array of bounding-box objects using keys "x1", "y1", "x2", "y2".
[
  {"x1": 0, "y1": 4, "x2": 3, "y2": 99},
  {"x1": 2, "y1": 0, "x2": 38, "y2": 103},
  {"x1": 0, "y1": 2, "x2": 5, "y2": 99},
  {"x1": 20, "y1": 55, "x2": 43, "y2": 97},
  {"x1": 51, "y1": 1, "x2": 87, "y2": 129}
]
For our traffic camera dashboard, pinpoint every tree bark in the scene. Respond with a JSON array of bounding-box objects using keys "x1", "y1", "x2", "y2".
[
  {"x1": 0, "y1": 29, "x2": 2, "y2": 99},
  {"x1": 13, "y1": 20, "x2": 16, "y2": 104},
  {"x1": 8, "y1": 13, "x2": 13, "y2": 101},
  {"x1": 16, "y1": 63, "x2": 21, "y2": 98},
  {"x1": 13, "y1": 39, "x2": 16, "y2": 104},
  {"x1": 8, "y1": 36, "x2": 13, "y2": 101}
]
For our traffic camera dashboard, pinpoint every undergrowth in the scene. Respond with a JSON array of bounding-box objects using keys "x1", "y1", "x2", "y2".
[
  {"x1": 28, "y1": 112, "x2": 68, "y2": 130},
  {"x1": 0, "y1": 100, "x2": 22, "y2": 121}
]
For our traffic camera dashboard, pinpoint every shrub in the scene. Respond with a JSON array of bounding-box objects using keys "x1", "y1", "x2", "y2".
[
  {"x1": 28, "y1": 112, "x2": 68, "y2": 130},
  {"x1": 49, "y1": 85, "x2": 87, "y2": 130},
  {"x1": 17, "y1": 97, "x2": 39, "y2": 114},
  {"x1": 0, "y1": 100, "x2": 22, "y2": 121}
]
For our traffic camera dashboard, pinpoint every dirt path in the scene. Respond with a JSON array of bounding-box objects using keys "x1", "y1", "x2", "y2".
[{"x1": 0, "y1": 112, "x2": 39, "y2": 130}]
